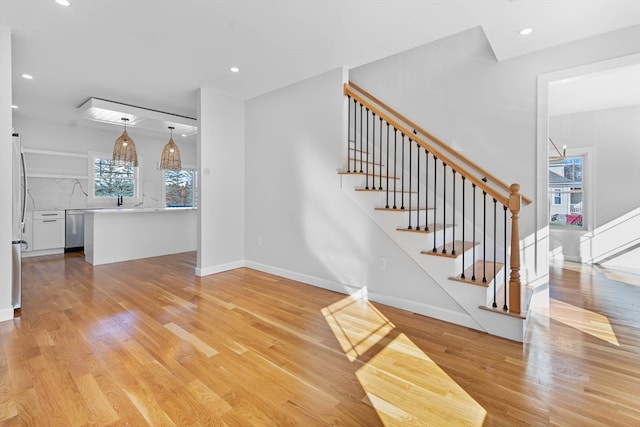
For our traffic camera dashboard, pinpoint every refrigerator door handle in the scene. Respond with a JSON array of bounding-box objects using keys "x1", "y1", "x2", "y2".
[{"x1": 20, "y1": 150, "x2": 27, "y2": 234}]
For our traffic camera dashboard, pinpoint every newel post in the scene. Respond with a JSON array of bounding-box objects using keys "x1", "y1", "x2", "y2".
[{"x1": 508, "y1": 183, "x2": 522, "y2": 314}]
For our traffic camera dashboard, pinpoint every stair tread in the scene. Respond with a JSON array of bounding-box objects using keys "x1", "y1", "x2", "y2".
[
  {"x1": 338, "y1": 171, "x2": 400, "y2": 180},
  {"x1": 375, "y1": 206, "x2": 430, "y2": 212},
  {"x1": 355, "y1": 188, "x2": 417, "y2": 193},
  {"x1": 396, "y1": 223, "x2": 448, "y2": 234},
  {"x1": 420, "y1": 240, "x2": 478, "y2": 259},
  {"x1": 449, "y1": 260, "x2": 504, "y2": 286},
  {"x1": 478, "y1": 305, "x2": 526, "y2": 319}
]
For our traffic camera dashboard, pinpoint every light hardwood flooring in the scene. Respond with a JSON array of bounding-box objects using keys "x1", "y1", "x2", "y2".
[{"x1": 1, "y1": 252, "x2": 638, "y2": 426}]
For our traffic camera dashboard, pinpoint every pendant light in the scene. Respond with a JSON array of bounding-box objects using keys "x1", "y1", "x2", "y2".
[
  {"x1": 160, "y1": 126, "x2": 182, "y2": 170},
  {"x1": 112, "y1": 118, "x2": 139, "y2": 167}
]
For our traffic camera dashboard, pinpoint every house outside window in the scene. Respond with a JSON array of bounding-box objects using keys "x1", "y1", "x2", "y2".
[
  {"x1": 549, "y1": 155, "x2": 584, "y2": 228},
  {"x1": 163, "y1": 169, "x2": 197, "y2": 208}
]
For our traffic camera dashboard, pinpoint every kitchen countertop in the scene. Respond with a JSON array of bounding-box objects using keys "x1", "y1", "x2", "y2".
[{"x1": 83, "y1": 207, "x2": 197, "y2": 214}]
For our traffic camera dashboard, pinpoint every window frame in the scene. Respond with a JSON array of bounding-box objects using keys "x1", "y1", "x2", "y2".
[
  {"x1": 161, "y1": 166, "x2": 198, "y2": 208},
  {"x1": 548, "y1": 148, "x2": 594, "y2": 231},
  {"x1": 87, "y1": 151, "x2": 142, "y2": 206}
]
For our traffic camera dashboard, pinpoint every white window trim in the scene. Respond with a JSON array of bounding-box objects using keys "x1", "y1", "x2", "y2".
[{"x1": 87, "y1": 151, "x2": 142, "y2": 206}]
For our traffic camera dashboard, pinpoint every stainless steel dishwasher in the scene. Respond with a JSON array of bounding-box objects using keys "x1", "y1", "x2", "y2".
[{"x1": 65, "y1": 209, "x2": 84, "y2": 252}]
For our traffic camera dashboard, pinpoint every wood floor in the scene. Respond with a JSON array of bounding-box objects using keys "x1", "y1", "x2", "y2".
[{"x1": 1, "y1": 253, "x2": 638, "y2": 426}]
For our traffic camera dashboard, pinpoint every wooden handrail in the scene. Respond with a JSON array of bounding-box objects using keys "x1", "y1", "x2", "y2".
[
  {"x1": 344, "y1": 82, "x2": 509, "y2": 207},
  {"x1": 347, "y1": 82, "x2": 532, "y2": 206},
  {"x1": 344, "y1": 81, "x2": 524, "y2": 316}
]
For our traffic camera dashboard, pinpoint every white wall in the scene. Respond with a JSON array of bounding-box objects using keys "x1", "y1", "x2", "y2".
[
  {"x1": 196, "y1": 88, "x2": 245, "y2": 275},
  {"x1": 244, "y1": 68, "x2": 466, "y2": 318},
  {"x1": 549, "y1": 105, "x2": 640, "y2": 264},
  {"x1": 0, "y1": 24, "x2": 13, "y2": 321},
  {"x1": 12, "y1": 116, "x2": 197, "y2": 210},
  {"x1": 550, "y1": 105, "x2": 640, "y2": 225},
  {"x1": 349, "y1": 25, "x2": 640, "y2": 285}
]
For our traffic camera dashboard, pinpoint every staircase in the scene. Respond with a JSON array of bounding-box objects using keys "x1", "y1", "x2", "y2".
[{"x1": 339, "y1": 83, "x2": 531, "y2": 342}]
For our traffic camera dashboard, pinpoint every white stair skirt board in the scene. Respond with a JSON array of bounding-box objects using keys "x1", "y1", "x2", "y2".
[
  {"x1": 245, "y1": 261, "x2": 480, "y2": 330},
  {"x1": 340, "y1": 172, "x2": 525, "y2": 342}
]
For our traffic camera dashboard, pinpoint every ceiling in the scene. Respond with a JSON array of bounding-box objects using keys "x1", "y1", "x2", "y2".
[{"x1": 2, "y1": 0, "x2": 640, "y2": 135}]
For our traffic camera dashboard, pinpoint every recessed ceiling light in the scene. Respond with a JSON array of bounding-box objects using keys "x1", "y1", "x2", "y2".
[
  {"x1": 181, "y1": 134, "x2": 187, "y2": 137},
  {"x1": 230, "y1": 67, "x2": 240, "y2": 73},
  {"x1": 519, "y1": 28, "x2": 533, "y2": 36},
  {"x1": 11, "y1": 105, "x2": 18, "y2": 109},
  {"x1": 21, "y1": 74, "x2": 34, "y2": 80},
  {"x1": 54, "y1": 0, "x2": 71, "y2": 6}
]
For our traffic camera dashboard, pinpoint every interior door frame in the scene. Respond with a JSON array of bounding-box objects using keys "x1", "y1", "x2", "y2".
[{"x1": 536, "y1": 52, "x2": 640, "y2": 266}]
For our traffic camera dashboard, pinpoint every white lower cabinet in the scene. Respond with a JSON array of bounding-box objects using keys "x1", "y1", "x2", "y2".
[{"x1": 33, "y1": 210, "x2": 65, "y2": 250}]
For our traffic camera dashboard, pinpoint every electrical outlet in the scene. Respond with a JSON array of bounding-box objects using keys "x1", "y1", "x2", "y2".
[
  {"x1": 258, "y1": 237, "x2": 263, "y2": 247},
  {"x1": 378, "y1": 256, "x2": 386, "y2": 270}
]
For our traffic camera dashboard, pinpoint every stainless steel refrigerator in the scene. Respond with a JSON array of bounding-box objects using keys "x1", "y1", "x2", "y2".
[{"x1": 12, "y1": 132, "x2": 28, "y2": 310}]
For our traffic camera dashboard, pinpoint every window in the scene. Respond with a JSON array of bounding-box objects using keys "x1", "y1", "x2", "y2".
[
  {"x1": 163, "y1": 169, "x2": 197, "y2": 207},
  {"x1": 88, "y1": 152, "x2": 141, "y2": 203},
  {"x1": 549, "y1": 156, "x2": 584, "y2": 228}
]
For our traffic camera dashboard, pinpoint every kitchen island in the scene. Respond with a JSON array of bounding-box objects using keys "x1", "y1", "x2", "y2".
[{"x1": 84, "y1": 207, "x2": 197, "y2": 265}]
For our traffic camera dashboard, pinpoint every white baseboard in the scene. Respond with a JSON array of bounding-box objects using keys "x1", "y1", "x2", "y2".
[
  {"x1": 366, "y1": 292, "x2": 480, "y2": 330},
  {"x1": 196, "y1": 260, "x2": 246, "y2": 277},
  {"x1": 0, "y1": 306, "x2": 15, "y2": 323},
  {"x1": 22, "y1": 248, "x2": 64, "y2": 258},
  {"x1": 245, "y1": 261, "x2": 362, "y2": 295},
  {"x1": 245, "y1": 260, "x2": 477, "y2": 330}
]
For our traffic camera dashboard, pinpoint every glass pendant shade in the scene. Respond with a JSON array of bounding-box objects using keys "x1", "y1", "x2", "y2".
[
  {"x1": 112, "y1": 118, "x2": 139, "y2": 167},
  {"x1": 160, "y1": 126, "x2": 182, "y2": 170}
]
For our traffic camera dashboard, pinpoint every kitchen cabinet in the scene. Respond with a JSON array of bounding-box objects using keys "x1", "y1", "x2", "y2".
[{"x1": 33, "y1": 210, "x2": 65, "y2": 250}]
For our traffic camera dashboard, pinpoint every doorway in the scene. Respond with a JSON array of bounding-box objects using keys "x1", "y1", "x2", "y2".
[{"x1": 538, "y1": 54, "x2": 640, "y2": 272}]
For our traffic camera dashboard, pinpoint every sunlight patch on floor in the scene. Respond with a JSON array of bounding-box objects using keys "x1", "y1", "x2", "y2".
[
  {"x1": 600, "y1": 266, "x2": 640, "y2": 287},
  {"x1": 321, "y1": 295, "x2": 395, "y2": 362},
  {"x1": 322, "y1": 295, "x2": 486, "y2": 426},
  {"x1": 534, "y1": 298, "x2": 620, "y2": 346}
]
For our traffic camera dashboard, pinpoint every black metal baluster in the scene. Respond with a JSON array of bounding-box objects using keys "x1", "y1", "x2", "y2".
[
  {"x1": 379, "y1": 118, "x2": 383, "y2": 190},
  {"x1": 347, "y1": 95, "x2": 351, "y2": 172},
  {"x1": 385, "y1": 123, "x2": 390, "y2": 208},
  {"x1": 359, "y1": 103, "x2": 363, "y2": 173},
  {"x1": 482, "y1": 190, "x2": 487, "y2": 283},
  {"x1": 432, "y1": 155, "x2": 438, "y2": 252},
  {"x1": 407, "y1": 138, "x2": 412, "y2": 228},
  {"x1": 442, "y1": 162, "x2": 447, "y2": 254},
  {"x1": 401, "y1": 134, "x2": 406, "y2": 210},
  {"x1": 416, "y1": 143, "x2": 420, "y2": 230},
  {"x1": 371, "y1": 112, "x2": 376, "y2": 189},
  {"x1": 451, "y1": 170, "x2": 456, "y2": 255},
  {"x1": 353, "y1": 99, "x2": 357, "y2": 173},
  {"x1": 492, "y1": 198, "x2": 497, "y2": 308},
  {"x1": 365, "y1": 108, "x2": 369, "y2": 189},
  {"x1": 393, "y1": 128, "x2": 398, "y2": 209},
  {"x1": 503, "y1": 205, "x2": 508, "y2": 311},
  {"x1": 461, "y1": 176, "x2": 466, "y2": 278},
  {"x1": 472, "y1": 183, "x2": 477, "y2": 281},
  {"x1": 425, "y1": 149, "x2": 429, "y2": 232}
]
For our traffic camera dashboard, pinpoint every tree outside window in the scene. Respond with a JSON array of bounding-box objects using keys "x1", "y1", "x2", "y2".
[
  {"x1": 164, "y1": 169, "x2": 196, "y2": 207},
  {"x1": 94, "y1": 158, "x2": 136, "y2": 198}
]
